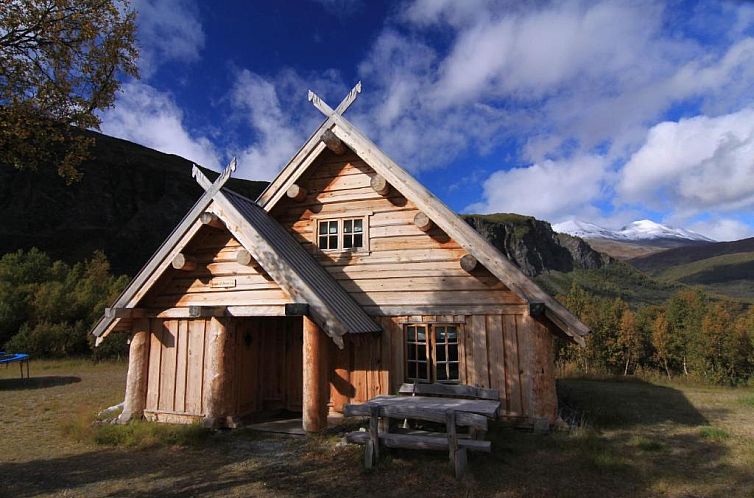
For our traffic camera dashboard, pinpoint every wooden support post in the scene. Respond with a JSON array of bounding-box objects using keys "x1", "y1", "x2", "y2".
[
  {"x1": 366, "y1": 404, "x2": 380, "y2": 468},
  {"x1": 200, "y1": 212, "x2": 225, "y2": 229},
  {"x1": 321, "y1": 129, "x2": 346, "y2": 155},
  {"x1": 370, "y1": 174, "x2": 390, "y2": 196},
  {"x1": 118, "y1": 319, "x2": 151, "y2": 423},
  {"x1": 303, "y1": 316, "x2": 329, "y2": 432},
  {"x1": 203, "y1": 317, "x2": 233, "y2": 428},
  {"x1": 286, "y1": 184, "x2": 307, "y2": 202},
  {"x1": 446, "y1": 409, "x2": 467, "y2": 478},
  {"x1": 413, "y1": 212, "x2": 433, "y2": 232},
  {"x1": 460, "y1": 254, "x2": 478, "y2": 273},
  {"x1": 172, "y1": 253, "x2": 197, "y2": 271}
]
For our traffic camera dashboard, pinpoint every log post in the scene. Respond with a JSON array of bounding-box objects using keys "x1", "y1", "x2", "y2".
[
  {"x1": 118, "y1": 318, "x2": 151, "y2": 423},
  {"x1": 203, "y1": 317, "x2": 234, "y2": 428},
  {"x1": 303, "y1": 316, "x2": 329, "y2": 432},
  {"x1": 286, "y1": 184, "x2": 307, "y2": 202},
  {"x1": 172, "y1": 253, "x2": 197, "y2": 271},
  {"x1": 460, "y1": 254, "x2": 478, "y2": 273},
  {"x1": 200, "y1": 212, "x2": 225, "y2": 229},
  {"x1": 321, "y1": 129, "x2": 346, "y2": 155},
  {"x1": 370, "y1": 175, "x2": 390, "y2": 196},
  {"x1": 413, "y1": 212, "x2": 433, "y2": 232}
]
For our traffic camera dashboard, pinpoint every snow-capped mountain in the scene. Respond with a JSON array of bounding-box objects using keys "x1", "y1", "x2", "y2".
[{"x1": 553, "y1": 219, "x2": 715, "y2": 243}]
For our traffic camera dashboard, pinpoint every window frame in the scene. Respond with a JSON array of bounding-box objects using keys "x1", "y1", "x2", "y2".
[
  {"x1": 312, "y1": 213, "x2": 371, "y2": 254},
  {"x1": 404, "y1": 323, "x2": 461, "y2": 384}
]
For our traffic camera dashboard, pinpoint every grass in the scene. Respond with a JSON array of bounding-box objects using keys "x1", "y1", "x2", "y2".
[{"x1": 2, "y1": 361, "x2": 754, "y2": 497}]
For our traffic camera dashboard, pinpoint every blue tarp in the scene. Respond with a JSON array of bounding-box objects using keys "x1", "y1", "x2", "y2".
[{"x1": 0, "y1": 353, "x2": 29, "y2": 364}]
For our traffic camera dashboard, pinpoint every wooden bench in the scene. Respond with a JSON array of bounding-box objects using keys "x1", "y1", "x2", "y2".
[{"x1": 343, "y1": 383, "x2": 500, "y2": 477}]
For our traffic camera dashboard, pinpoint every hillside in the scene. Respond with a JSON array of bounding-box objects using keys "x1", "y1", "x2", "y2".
[
  {"x1": 630, "y1": 238, "x2": 754, "y2": 302},
  {"x1": 0, "y1": 130, "x2": 267, "y2": 275},
  {"x1": 463, "y1": 213, "x2": 676, "y2": 305}
]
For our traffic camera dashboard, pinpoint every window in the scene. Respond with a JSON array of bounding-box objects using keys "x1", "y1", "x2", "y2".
[
  {"x1": 343, "y1": 218, "x2": 363, "y2": 249},
  {"x1": 316, "y1": 217, "x2": 367, "y2": 252},
  {"x1": 318, "y1": 220, "x2": 339, "y2": 250},
  {"x1": 405, "y1": 324, "x2": 460, "y2": 383}
]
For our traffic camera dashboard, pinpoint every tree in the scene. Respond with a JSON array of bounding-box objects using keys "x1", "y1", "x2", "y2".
[
  {"x1": 0, "y1": 0, "x2": 138, "y2": 182},
  {"x1": 617, "y1": 309, "x2": 642, "y2": 375},
  {"x1": 652, "y1": 313, "x2": 673, "y2": 379}
]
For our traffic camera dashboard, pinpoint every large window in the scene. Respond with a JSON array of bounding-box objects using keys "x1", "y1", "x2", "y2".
[
  {"x1": 317, "y1": 217, "x2": 366, "y2": 252},
  {"x1": 405, "y1": 324, "x2": 460, "y2": 383}
]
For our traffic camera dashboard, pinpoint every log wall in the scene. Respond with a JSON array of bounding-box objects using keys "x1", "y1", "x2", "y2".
[
  {"x1": 142, "y1": 316, "x2": 303, "y2": 423},
  {"x1": 270, "y1": 151, "x2": 525, "y2": 315},
  {"x1": 140, "y1": 224, "x2": 292, "y2": 309},
  {"x1": 329, "y1": 313, "x2": 558, "y2": 424}
]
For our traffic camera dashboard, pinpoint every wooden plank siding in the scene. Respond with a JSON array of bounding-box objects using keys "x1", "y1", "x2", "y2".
[
  {"x1": 270, "y1": 151, "x2": 524, "y2": 315},
  {"x1": 139, "y1": 225, "x2": 293, "y2": 310},
  {"x1": 327, "y1": 313, "x2": 558, "y2": 424}
]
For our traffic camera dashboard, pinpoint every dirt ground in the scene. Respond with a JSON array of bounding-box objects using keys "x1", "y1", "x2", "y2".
[{"x1": 1, "y1": 360, "x2": 753, "y2": 497}]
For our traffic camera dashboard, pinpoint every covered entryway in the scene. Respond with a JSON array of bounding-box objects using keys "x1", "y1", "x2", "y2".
[{"x1": 235, "y1": 316, "x2": 303, "y2": 420}]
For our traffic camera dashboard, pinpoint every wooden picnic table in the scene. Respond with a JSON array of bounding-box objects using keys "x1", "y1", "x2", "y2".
[
  {"x1": 344, "y1": 384, "x2": 502, "y2": 477},
  {"x1": 366, "y1": 394, "x2": 501, "y2": 419}
]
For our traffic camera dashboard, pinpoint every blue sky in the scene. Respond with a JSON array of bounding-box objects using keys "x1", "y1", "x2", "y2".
[{"x1": 99, "y1": 0, "x2": 754, "y2": 241}]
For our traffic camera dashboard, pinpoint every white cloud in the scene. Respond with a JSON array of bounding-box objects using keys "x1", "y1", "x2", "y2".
[
  {"x1": 132, "y1": 0, "x2": 205, "y2": 77},
  {"x1": 466, "y1": 155, "x2": 609, "y2": 221},
  {"x1": 100, "y1": 82, "x2": 219, "y2": 169},
  {"x1": 619, "y1": 108, "x2": 754, "y2": 216},
  {"x1": 688, "y1": 218, "x2": 754, "y2": 242},
  {"x1": 230, "y1": 69, "x2": 347, "y2": 180}
]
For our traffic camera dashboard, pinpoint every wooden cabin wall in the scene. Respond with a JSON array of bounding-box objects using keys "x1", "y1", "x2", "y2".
[
  {"x1": 144, "y1": 318, "x2": 212, "y2": 422},
  {"x1": 271, "y1": 151, "x2": 525, "y2": 315},
  {"x1": 139, "y1": 224, "x2": 292, "y2": 309},
  {"x1": 328, "y1": 313, "x2": 558, "y2": 424},
  {"x1": 142, "y1": 316, "x2": 303, "y2": 423}
]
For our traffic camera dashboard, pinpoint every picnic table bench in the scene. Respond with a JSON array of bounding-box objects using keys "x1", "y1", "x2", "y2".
[{"x1": 344, "y1": 383, "x2": 501, "y2": 477}]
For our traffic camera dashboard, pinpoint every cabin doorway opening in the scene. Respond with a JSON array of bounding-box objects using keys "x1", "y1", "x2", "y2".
[{"x1": 236, "y1": 316, "x2": 303, "y2": 424}]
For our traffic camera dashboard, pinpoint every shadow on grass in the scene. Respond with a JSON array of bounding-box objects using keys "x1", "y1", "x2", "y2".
[
  {"x1": 557, "y1": 377, "x2": 709, "y2": 428},
  {"x1": 0, "y1": 376, "x2": 81, "y2": 391}
]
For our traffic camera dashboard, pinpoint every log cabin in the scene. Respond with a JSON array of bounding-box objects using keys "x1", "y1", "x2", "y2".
[{"x1": 91, "y1": 83, "x2": 589, "y2": 432}]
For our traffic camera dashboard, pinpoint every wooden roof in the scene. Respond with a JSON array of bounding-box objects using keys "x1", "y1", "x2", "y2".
[{"x1": 257, "y1": 83, "x2": 590, "y2": 345}]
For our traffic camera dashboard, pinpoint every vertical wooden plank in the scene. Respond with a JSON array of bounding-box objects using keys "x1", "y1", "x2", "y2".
[
  {"x1": 352, "y1": 337, "x2": 369, "y2": 403},
  {"x1": 186, "y1": 319, "x2": 205, "y2": 414},
  {"x1": 158, "y1": 320, "x2": 177, "y2": 412},
  {"x1": 146, "y1": 319, "x2": 162, "y2": 411},
  {"x1": 516, "y1": 315, "x2": 534, "y2": 419},
  {"x1": 389, "y1": 316, "x2": 404, "y2": 393},
  {"x1": 471, "y1": 315, "x2": 488, "y2": 388},
  {"x1": 174, "y1": 320, "x2": 188, "y2": 413},
  {"x1": 287, "y1": 317, "x2": 304, "y2": 411},
  {"x1": 378, "y1": 317, "x2": 391, "y2": 396},
  {"x1": 503, "y1": 315, "x2": 522, "y2": 417},
  {"x1": 486, "y1": 315, "x2": 506, "y2": 401},
  {"x1": 458, "y1": 318, "x2": 467, "y2": 384},
  {"x1": 529, "y1": 318, "x2": 558, "y2": 423}
]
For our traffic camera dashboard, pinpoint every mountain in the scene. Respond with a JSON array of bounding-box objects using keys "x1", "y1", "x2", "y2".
[
  {"x1": 463, "y1": 214, "x2": 611, "y2": 276},
  {"x1": 554, "y1": 219, "x2": 714, "y2": 260},
  {"x1": 0, "y1": 129, "x2": 267, "y2": 275},
  {"x1": 629, "y1": 238, "x2": 754, "y2": 303},
  {"x1": 554, "y1": 219, "x2": 713, "y2": 244},
  {"x1": 463, "y1": 214, "x2": 676, "y2": 305}
]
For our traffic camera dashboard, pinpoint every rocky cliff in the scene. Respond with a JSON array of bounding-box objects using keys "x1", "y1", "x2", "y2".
[{"x1": 463, "y1": 213, "x2": 611, "y2": 277}]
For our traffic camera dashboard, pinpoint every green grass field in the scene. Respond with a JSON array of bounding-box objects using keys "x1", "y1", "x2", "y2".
[{"x1": 1, "y1": 360, "x2": 753, "y2": 497}]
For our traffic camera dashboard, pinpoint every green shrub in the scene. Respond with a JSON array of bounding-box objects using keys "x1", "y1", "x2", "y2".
[
  {"x1": 93, "y1": 421, "x2": 211, "y2": 449},
  {"x1": 699, "y1": 426, "x2": 730, "y2": 441}
]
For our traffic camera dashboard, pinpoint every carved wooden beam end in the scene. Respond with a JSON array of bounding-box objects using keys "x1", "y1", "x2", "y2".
[{"x1": 172, "y1": 253, "x2": 197, "y2": 271}]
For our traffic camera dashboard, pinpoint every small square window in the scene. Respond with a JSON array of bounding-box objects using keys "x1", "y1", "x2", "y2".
[{"x1": 318, "y1": 220, "x2": 339, "y2": 250}]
